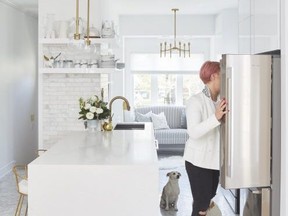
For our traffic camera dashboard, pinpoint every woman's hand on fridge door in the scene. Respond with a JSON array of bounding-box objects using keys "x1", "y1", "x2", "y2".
[{"x1": 215, "y1": 98, "x2": 228, "y2": 121}]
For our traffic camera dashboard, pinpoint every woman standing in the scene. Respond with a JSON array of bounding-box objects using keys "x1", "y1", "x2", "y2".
[{"x1": 184, "y1": 61, "x2": 227, "y2": 216}]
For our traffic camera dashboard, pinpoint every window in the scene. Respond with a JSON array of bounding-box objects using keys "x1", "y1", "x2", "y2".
[
  {"x1": 131, "y1": 53, "x2": 205, "y2": 107},
  {"x1": 131, "y1": 53, "x2": 203, "y2": 72},
  {"x1": 157, "y1": 74, "x2": 176, "y2": 104},
  {"x1": 134, "y1": 74, "x2": 151, "y2": 107},
  {"x1": 182, "y1": 74, "x2": 204, "y2": 105}
]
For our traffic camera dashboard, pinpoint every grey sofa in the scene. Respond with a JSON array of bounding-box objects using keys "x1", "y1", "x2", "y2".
[{"x1": 134, "y1": 105, "x2": 188, "y2": 153}]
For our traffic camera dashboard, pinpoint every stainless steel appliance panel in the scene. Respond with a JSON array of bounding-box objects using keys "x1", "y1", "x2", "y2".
[
  {"x1": 220, "y1": 55, "x2": 272, "y2": 189},
  {"x1": 270, "y1": 55, "x2": 281, "y2": 216},
  {"x1": 241, "y1": 188, "x2": 270, "y2": 216}
]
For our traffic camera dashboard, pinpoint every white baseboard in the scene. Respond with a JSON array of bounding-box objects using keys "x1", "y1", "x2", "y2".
[{"x1": 0, "y1": 161, "x2": 15, "y2": 179}]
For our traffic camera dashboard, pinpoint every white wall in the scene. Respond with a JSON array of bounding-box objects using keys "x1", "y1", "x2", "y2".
[
  {"x1": 41, "y1": 73, "x2": 108, "y2": 149},
  {"x1": 120, "y1": 14, "x2": 215, "y2": 36},
  {"x1": 0, "y1": 2, "x2": 38, "y2": 178}
]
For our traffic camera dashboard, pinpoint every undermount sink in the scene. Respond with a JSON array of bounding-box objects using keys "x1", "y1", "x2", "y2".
[{"x1": 114, "y1": 123, "x2": 145, "y2": 130}]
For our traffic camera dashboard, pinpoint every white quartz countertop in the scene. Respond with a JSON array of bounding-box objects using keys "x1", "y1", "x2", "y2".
[
  {"x1": 30, "y1": 122, "x2": 157, "y2": 166},
  {"x1": 28, "y1": 123, "x2": 159, "y2": 216}
]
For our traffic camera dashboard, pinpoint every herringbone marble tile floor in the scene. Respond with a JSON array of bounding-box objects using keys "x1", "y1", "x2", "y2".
[
  {"x1": 158, "y1": 154, "x2": 238, "y2": 216},
  {"x1": 0, "y1": 154, "x2": 237, "y2": 216}
]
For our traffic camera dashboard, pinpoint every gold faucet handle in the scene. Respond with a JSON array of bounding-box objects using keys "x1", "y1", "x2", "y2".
[{"x1": 108, "y1": 114, "x2": 113, "y2": 122}]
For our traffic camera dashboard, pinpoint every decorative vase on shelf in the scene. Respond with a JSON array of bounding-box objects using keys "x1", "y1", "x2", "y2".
[{"x1": 86, "y1": 120, "x2": 102, "y2": 132}]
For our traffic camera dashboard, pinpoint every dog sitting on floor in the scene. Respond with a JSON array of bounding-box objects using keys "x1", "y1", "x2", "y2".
[{"x1": 160, "y1": 171, "x2": 181, "y2": 211}]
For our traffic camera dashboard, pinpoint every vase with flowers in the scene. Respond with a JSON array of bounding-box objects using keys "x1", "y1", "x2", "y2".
[{"x1": 78, "y1": 95, "x2": 111, "y2": 132}]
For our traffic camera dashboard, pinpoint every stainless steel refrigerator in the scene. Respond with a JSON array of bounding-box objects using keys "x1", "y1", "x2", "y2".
[{"x1": 219, "y1": 54, "x2": 281, "y2": 216}]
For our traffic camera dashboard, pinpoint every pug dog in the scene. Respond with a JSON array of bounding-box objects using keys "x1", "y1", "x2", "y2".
[{"x1": 160, "y1": 171, "x2": 181, "y2": 211}]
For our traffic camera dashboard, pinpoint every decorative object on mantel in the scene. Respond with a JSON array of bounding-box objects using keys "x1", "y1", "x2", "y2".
[
  {"x1": 99, "y1": 54, "x2": 118, "y2": 68},
  {"x1": 101, "y1": 21, "x2": 115, "y2": 38},
  {"x1": 84, "y1": 25, "x2": 100, "y2": 38},
  {"x1": 78, "y1": 95, "x2": 111, "y2": 132},
  {"x1": 115, "y1": 62, "x2": 125, "y2": 70},
  {"x1": 45, "y1": 14, "x2": 56, "y2": 38},
  {"x1": 86, "y1": 119, "x2": 102, "y2": 132},
  {"x1": 102, "y1": 114, "x2": 114, "y2": 131},
  {"x1": 43, "y1": 52, "x2": 61, "y2": 68},
  {"x1": 160, "y1": 9, "x2": 190, "y2": 58}
]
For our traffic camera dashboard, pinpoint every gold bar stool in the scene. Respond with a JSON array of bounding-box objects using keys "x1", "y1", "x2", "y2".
[{"x1": 13, "y1": 165, "x2": 28, "y2": 216}]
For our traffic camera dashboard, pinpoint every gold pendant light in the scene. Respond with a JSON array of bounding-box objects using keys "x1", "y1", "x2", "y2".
[
  {"x1": 74, "y1": 0, "x2": 91, "y2": 46},
  {"x1": 85, "y1": 0, "x2": 91, "y2": 45},
  {"x1": 74, "y1": 0, "x2": 80, "y2": 40}
]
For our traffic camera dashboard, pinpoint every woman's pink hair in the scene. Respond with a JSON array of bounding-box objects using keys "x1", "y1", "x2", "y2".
[{"x1": 199, "y1": 61, "x2": 220, "y2": 84}]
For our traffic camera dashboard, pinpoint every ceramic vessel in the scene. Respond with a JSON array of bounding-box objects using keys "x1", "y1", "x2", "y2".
[{"x1": 87, "y1": 120, "x2": 102, "y2": 132}]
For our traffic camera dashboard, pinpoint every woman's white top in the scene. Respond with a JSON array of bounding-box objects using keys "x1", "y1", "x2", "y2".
[{"x1": 183, "y1": 88, "x2": 221, "y2": 170}]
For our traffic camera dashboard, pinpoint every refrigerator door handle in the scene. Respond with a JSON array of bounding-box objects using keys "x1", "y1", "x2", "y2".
[{"x1": 226, "y1": 67, "x2": 232, "y2": 178}]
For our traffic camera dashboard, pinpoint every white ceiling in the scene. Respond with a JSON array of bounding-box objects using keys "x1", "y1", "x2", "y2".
[
  {"x1": 1, "y1": 0, "x2": 38, "y2": 16},
  {"x1": 3, "y1": 0, "x2": 238, "y2": 17}
]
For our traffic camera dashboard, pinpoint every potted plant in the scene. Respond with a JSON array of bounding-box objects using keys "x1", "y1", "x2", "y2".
[{"x1": 78, "y1": 95, "x2": 111, "y2": 131}]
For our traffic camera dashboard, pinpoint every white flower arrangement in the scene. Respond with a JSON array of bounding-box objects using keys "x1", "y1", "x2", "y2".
[{"x1": 78, "y1": 95, "x2": 110, "y2": 120}]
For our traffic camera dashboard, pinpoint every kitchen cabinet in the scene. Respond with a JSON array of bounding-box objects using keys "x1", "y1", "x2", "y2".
[
  {"x1": 238, "y1": 0, "x2": 251, "y2": 22},
  {"x1": 238, "y1": 0, "x2": 280, "y2": 54},
  {"x1": 238, "y1": 17, "x2": 251, "y2": 54},
  {"x1": 252, "y1": 0, "x2": 280, "y2": 53}
]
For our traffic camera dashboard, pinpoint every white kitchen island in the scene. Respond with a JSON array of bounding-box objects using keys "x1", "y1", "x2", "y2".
[{"x1": 28, "y1": 123, "x2": 159, "y2": 216}]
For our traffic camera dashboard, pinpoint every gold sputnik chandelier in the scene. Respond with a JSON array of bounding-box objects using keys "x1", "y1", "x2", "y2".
[{"x1": 160, "y1": 9, "x2": 190, "y2": 58}]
